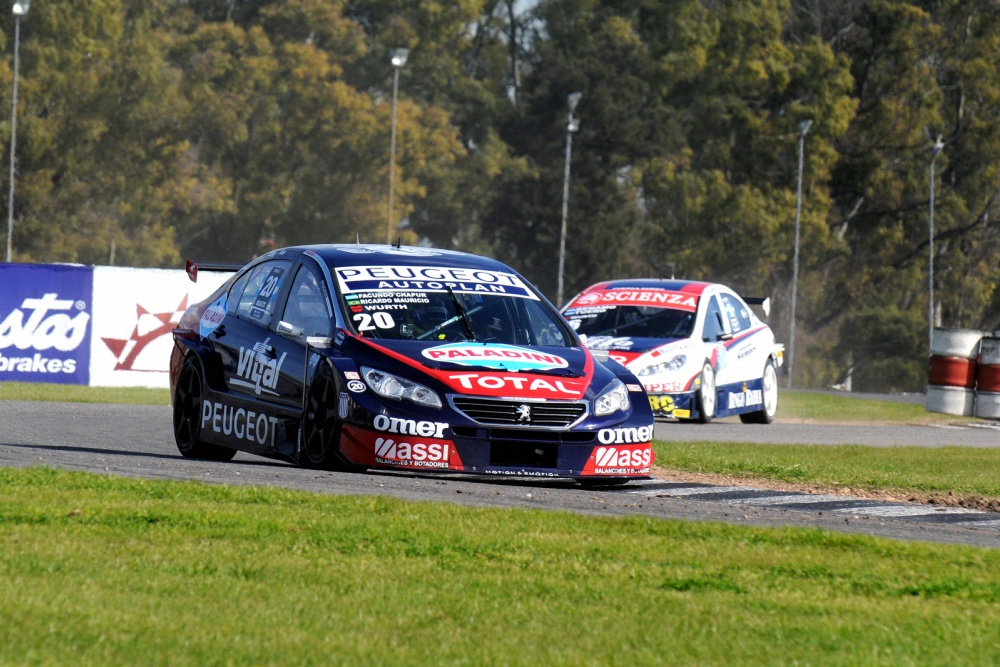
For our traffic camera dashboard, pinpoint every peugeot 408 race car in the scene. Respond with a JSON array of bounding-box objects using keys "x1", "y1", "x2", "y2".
[
  {"x1": 562, "y1": 279, "x2": 783, "y2": 424},
  {"x1": 170, "y1": 245, "x2": 655, "y2": 483}
]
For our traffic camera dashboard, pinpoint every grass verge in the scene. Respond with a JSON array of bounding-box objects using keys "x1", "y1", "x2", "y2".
[
  {"x1": 3, "y1": 467, "x2": 1000, "y2": 666},
  {"x1": 0, "y1": 381, "x2": 169, "y2": 405},
  {"x1": 654, "y1": 441, "x2": 1000, "y2": 499}
]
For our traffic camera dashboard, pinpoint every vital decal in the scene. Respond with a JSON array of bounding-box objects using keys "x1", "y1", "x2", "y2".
[
  {"x1": 335, "y1": 265, "x2": 537, "y2": 299},
  {"x1": 423, "y1": 343, "x2": 568, "y2": 371},
  {"x1": 231, "y1": 338, "x2": 287, "y2": 396}
]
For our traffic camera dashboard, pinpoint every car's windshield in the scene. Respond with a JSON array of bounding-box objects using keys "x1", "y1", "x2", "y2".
[
  {"x1": 566, "y1": 304, "x2": 695, "y2": 339},
  {"x1": 335, "y1": 269, "x2": 573, "y2": 347}
]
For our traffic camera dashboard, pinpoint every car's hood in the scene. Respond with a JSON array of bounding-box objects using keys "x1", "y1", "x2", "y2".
[
  {"x1": 581, "y1": 335, "x2": 687, "y2": 365},
  {"x1": 345, "y1": 335, "x2": 600, "y2": 400}
]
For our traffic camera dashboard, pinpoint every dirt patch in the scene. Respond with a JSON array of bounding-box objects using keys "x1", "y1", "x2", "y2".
[{"x1": 653, "y1": 467, "x2": 1000, "y2": 513}]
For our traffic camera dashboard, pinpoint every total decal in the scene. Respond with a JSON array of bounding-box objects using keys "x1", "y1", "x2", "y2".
[
  {"x1": 568, "y1": 289, "x2": 699, "y2": 312},
  {"x1": 335, "y1": 265, "x2": 538, "y2": 299},
  {"x1": 0, "y1": 264, "x2": 94, "y2": 385},
  {"x1": 581, "y1": 443, "x2": 654, "y2": 475},
  {"x1": 444, "y1": 371, "x2": 588, "y2": 399},
  {"x1": 339, "y1": 423, "x2": 461, "y2": 470}
]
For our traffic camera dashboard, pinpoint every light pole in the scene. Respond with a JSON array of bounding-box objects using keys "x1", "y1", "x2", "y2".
[
  {"x1": 5, "y1": 0, "x2": 29, "y2": 263},
  {"x1": 386, "y1": 47, "x2": 409, "y2": 245},
  {"x1": 786, "y1": 118, "x2": 812, "y2": 389},
  {"x1": 929, "y1": 136, "x2": 944, "y2": 350},
  {"x1": 556, "y1": 91, "x2": 581, "y2": 307}
]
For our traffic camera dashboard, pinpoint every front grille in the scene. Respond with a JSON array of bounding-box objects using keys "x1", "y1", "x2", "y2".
[{"x1": 449, "y1": 396, "x2": 587, "y2": 428}]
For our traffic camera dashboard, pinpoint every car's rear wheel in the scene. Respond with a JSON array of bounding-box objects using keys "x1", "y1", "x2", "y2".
[
  {"x1": 302, "y1": 367, "x2": 357, "y2": 471},
  {"x1": 740, "y1": 359, "x2": 778, "y2": 424},
  {"x1": 694, "y1": 362, "x2": 716, "y2": 423},
  {"x1": 173, "y1": 356, "x2": 237, "y2": 461}
]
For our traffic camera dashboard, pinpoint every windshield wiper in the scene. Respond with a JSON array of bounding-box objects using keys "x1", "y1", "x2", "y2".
[{"x1": 446, "y1": 286, "x2": 477, "y2": 341}]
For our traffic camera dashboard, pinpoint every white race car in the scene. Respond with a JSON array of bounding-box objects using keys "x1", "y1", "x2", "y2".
[{"x1": 562, "y1": 279, "x2": 783, "y2": 423}]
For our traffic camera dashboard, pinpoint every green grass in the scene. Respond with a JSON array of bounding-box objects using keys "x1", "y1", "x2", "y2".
[
  {"x1": 654, "y1": 442, "x2": 1000, "y2": 497},
  {"x1": 779, "y1": 390, "x2": 950, "y2": 424},
  {"x1": 3, "y1": 467, "x2": 1000, "y2": 666},
  {"x1": 0, "y1": 381, "x2": 169, "y2": 404}
]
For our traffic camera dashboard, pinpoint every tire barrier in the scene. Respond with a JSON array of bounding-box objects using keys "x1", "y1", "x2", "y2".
[
  {"x1": 974, "y1": 337, "x2": 1000, "y2": 419},
  {"x1": 926, "y1": 327, "x2": 982, "y2": 417}
]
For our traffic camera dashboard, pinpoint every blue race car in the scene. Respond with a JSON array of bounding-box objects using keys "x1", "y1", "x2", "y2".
[{"x1": 170, "y1": 244, "x2": 655, "y2": 483}]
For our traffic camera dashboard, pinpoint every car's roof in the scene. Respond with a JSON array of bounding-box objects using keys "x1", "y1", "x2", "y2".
[
  {"x1": 270, "y1": 243, "x2": 515, "y2": 273},
  {"x1": 580, "y1": 279, "x2": 717, "y2": 296}
]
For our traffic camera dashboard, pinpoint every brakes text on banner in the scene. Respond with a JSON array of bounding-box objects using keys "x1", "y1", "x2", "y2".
[{"x1": 0, "y1": 263, "x2": 94, "y2": 385}]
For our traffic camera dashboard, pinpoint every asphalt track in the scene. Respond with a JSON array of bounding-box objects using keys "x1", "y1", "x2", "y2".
[{"x1": 2, "y1": 400, "x2": 1000, "y2": 548}]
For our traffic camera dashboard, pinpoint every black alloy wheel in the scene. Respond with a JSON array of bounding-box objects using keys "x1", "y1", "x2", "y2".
[
  {"x1": 173, "y1": 356, "x2": 236, "y2": 461},
  {"x1": 302, "y1": 367, "x2": 356, "y2": 471}
]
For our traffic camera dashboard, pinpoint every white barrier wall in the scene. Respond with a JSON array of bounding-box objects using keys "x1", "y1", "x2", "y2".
[
  {"x1": 0, "y1": 263, "x2": 232, "y2": 389},
  {"x1": 89, "y1": 267, "x2": 233, "y2": 388}
]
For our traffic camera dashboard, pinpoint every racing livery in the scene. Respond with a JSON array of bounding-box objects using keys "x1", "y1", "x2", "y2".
[
  {"x1": 169, "y1": 245, "x2": 655, "y2": 483},
  {"x1": 562, "y1": 279, "x2": 783, "y2": 423}
]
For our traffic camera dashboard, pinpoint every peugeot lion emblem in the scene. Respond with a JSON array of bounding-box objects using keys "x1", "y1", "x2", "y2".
[{"x1": 516, "y1": 404, "x2": 531, "y2": 423}]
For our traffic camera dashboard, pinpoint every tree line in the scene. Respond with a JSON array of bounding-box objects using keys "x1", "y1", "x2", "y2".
[{"x1": 2, "y1": 0, "x2": 998, "y2": 392}]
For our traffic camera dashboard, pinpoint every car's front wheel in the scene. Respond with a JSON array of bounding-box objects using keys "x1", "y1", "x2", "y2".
[
  {"x1": 740, "y1": 359, "x2": 778, "y2": 424},
  {"x1": 694, "y1": 362, "x2": 716, "y2": 424},
  {"x1": 173, "y1": 356, "x2": 236, "y2": 461},
  {"x1": 301, "y1": 367, "x2": 358, "y2": 471}
]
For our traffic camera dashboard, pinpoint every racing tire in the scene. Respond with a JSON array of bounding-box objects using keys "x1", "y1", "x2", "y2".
[
  {"x1": 173, "y1": 356, "x2": 237, "y2": 461},
  {"x1": 740, "y1": 359, "x2": 778, "y2": 424},
  {"x1": 694, "y1": 362, "x2": 716, "y2": 424},
  {"x1": 302, "y1": 367, "x2": 360, "y2": 471}
]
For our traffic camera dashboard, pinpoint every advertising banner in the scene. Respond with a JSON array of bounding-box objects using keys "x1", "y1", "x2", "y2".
[
  {"x1": 0, "y1": 263, "x2": 94, "y2": 385},
  {"x1": 90, "y1": 267, "x2": 233, "y2": 388}
]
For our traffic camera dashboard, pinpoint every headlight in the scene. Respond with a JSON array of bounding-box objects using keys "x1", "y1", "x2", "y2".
[
  {"x1": 361, "y1": 366, "x2": 442, "y2": 409},
  {"x1": 636, "y1": 354, "x2": 686, "y2": 377},
  {"x1": 594, "y1": 378, "x2": 630, "y2": 416}
]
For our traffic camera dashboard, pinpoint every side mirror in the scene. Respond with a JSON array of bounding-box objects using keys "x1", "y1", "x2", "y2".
[{"x1": 277, "y1": 320, "x2": 304, "y2": 339}]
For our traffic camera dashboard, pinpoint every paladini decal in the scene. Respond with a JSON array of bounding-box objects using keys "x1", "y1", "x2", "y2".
[{"x1": 422, "y1": 343, "x2": 568, "y2": 371}]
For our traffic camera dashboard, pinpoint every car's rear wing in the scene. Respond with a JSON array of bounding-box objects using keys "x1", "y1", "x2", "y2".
[
  {"x1": 185, "y1": 259, "x2": 242, "y2": 283},
  {"x1": 742, "y1": 296, "x2": 771, "y2": 317}
]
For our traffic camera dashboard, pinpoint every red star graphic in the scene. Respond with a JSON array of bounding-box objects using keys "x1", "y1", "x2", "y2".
[{"x1": 101, "y1": 296, "x2": 189, "y2": 371}]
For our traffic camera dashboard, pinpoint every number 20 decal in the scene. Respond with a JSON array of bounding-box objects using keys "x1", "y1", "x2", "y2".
[{"x1": 353, "y1": 312, "x2": 396, "y2": 331}]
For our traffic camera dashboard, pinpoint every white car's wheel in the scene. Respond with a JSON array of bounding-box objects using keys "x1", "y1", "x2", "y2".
[
  {"x1": 740, "y1": 359, "x2": 778, "y2": 424},
  {"x1": 695, "y1": 362, "x2": 716, "y2": 424}
]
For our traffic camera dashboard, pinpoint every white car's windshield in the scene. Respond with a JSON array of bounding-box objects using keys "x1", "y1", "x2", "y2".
[{"x1": 566, "y1": 304, "x2": 695, "y2": 339}]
